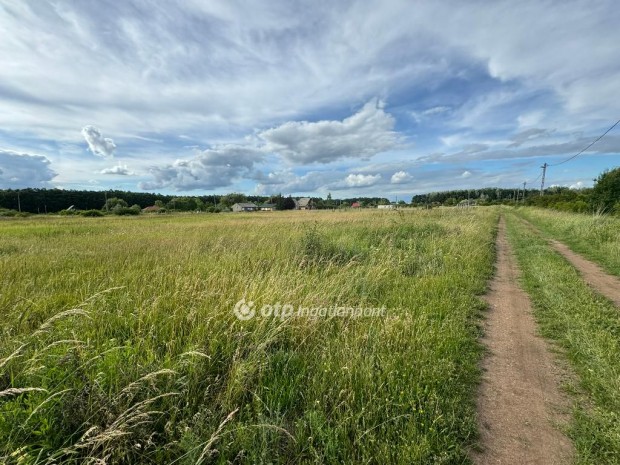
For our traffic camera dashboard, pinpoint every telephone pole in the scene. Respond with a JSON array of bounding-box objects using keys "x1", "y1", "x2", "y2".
[
  {"x1": 540, "y1": 163, "x2": 548, "y2": 196},
  {"x1": 17, "y1": 191, "x2": 21, "y2": 212},
  {"x1": 522, "y1": 181, "x2": 527, "y2": 203}
]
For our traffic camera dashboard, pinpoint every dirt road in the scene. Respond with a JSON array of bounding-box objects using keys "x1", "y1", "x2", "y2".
[
  {"x1": 517, "y1": 217, "x2": 620, "y2": 307},
  {"x1": 473, "y1": 217, "x2": 573, "y2": 465},
  {"x1": 548, "y1": 240, "x2": 620, "y2": 307}
]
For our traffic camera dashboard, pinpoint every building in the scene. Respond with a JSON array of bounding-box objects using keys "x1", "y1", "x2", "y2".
[
  {"x1": 295, "y1": 198, "x2": 313, "y2": 210},
  {"x1": 377, "y1": 204, "x2": 395, "y2": 210},
  {"x1": 456, "y1": 199, "x2": 477, "y2": 208},
  {"x1": 142, "y1": 205, "x2": 162, "y2": 213},
  {"x1": 259, "y1": 203, "x2": 276, "y2": 211},
  {"x1": 351, "y1": 202, "x2": 361, "y2": 208},
  {"x1": 232, "y1": 202, "x2": 258, "y2": 212}
]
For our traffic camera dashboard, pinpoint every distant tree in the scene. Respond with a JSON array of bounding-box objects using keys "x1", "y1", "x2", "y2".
[
  {"x1": 219, "y1": 193, "x2": 247, "y2": 208},
  {"x1": 275, "y1": 195, "x2": 296, "y2": 210},
  {"x1": 154, "y1": 200, "x2": 165, "y2": 208},
  {"x1": 103, "y1": 197, "x2": 127, "y2": 210},
  {"x1": 591, "y1": 168, "x2": 620, "y2": 213}
]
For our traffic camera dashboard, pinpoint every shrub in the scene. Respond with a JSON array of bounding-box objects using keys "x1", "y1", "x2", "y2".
[{"x1": 80, "y1": 209, "x2": 104, "y2": 217}]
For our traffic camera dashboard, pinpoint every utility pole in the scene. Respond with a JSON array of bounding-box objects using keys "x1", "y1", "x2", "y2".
[
  {"x1": 522, "y1": 181, "x2": 527, "y2": 203},
  {"x1": 540, "y1": 163, "x2": 548, "y2": 196},
  {"x1": 105, "y1": 191, "x2": 109, "y2": 212},
  {"x1": 17, "y1": 191, "x2": 21, "y2": 213}
]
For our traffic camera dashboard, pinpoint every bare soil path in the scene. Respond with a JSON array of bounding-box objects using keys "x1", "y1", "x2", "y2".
[
  {"x1": 473, "y1": 216, "x2": 573, "y2": 465},
  {"x1": 548, "y1": 241, "x2": 620, "y2": 307},
  {"x1": 518, "y1": 217, "x2": 620, "y2": 307}
]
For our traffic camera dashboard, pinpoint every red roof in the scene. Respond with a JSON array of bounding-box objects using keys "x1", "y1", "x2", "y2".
[{"x1": 351, "y1": 202, "x2": 361, "y2": 208}]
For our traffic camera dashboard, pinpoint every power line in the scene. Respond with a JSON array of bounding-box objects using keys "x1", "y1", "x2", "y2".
[{"x1": 548, "y1": 118, "x2": 620, "y2": 167}]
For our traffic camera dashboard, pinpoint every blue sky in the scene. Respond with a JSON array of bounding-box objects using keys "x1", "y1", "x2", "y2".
[{"x1": 1, "y1": 0, "x2": 619, "y2": 199}]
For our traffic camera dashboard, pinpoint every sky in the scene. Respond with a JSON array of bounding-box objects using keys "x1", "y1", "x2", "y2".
[{"x1": 1, "y1": 0, "x2": 619, "y2": 200}]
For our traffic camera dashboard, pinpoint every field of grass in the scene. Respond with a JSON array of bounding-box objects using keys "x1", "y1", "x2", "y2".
[
  {"x1": 514, "y1": 207, "x2": 620, "y2": 276},
  {"x1": 505, "y1": 212, "x2": 620, "y2": 464},
  {"x1": 0, "y1": 208, "x2": 498, "y2": 464}
]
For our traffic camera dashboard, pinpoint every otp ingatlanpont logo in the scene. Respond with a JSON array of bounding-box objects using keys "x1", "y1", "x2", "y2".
[{"x1": 233, "y1": 298, "x2": 256, "y2": 320}]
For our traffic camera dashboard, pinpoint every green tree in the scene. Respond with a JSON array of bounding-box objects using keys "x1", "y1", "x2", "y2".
[
  {"x1": 591, "y1": 168, "x2": 620, "y2": 212},
  {"x1": 103, "y1": 197, "x2": 127, "y2": 211}
]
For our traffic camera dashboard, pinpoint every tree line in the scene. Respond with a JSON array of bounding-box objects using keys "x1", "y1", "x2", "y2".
[{"x1": 0, "y1": 188, "x2": 391, "y2": 214}]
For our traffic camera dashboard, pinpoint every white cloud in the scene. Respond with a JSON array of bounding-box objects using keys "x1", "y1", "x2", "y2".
[
  {"x1": 391, "y1": 171, "x2": 413, "y2": 184},
  {"x1": 461, "y1": 171, "x2": 472, "y2": 178},
  {"x1": 0, "y1": 149, "x2": 57, "y2": 188},
  {"x1": 341, "y1": 173, "x2": 382, "y2": 188},
  {"x1": 259, "y1": 100, "x2": 400, "y2": 164},
  {"x1": 569, "y1": 181, "x2": 584, "y2": 190},
  {"x1": 82, "y1": 126, "x2": 116, "y2": 158},
  {"x1": 141, "y1": 144, "x2": 263, "y2": 191},
  {"x1": 100, "y1": 164, "x2": 135, "y2": 175}
]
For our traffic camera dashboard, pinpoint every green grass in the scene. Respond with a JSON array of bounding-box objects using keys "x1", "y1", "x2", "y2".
[
  {"x1": 505, "y1": 212, "x2": 620, "y2": 464},
  {"x1": 514, "y1": 207, "x2": 620, "y2": 276},
  {"x1": 0, "y1": 208, "x2": 498, "y2": 464}
]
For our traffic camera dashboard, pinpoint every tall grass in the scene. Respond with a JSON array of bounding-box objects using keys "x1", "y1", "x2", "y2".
[
  {"x1": 505, "y1": 213, "x2": 620, "y2": 464},
  {"x1": 0, "y1": 209, "x2": 497, "y2": 463},
  {"x1": 515, "y1": 207, "x2": 620, "y2": 276}
]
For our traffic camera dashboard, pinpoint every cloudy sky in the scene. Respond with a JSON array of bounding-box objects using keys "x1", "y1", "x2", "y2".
[{"x1": 1, "y1": 1, "x2": 619, "y2": 199}]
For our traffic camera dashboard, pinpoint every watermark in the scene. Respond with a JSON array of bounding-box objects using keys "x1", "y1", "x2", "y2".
[{"x1": 233, "y1": 298, "x2": 386, "y2": 321}]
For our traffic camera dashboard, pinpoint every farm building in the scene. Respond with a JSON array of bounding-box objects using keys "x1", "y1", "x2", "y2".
[
  {"x1": 351, "y1": 202, "x2": 361, "y2": 208},
  {"x1": 259, "y1": 203, "x2": 276, "y2": 211},
  {"x1": 377, "y1": 204, "x2": 395, "y2": 210},
  {"x1": 295, "y1": 198, "x2": 314, "y2": 210},
  {"x1": 142, "y1": 205, "x2": 162, "y2": 213},
  {"x1": 232, "y1": 202, "x2": 258, "y2": 212}
]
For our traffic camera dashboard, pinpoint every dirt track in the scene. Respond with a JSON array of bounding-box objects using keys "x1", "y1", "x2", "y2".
[
  {"x1": 473, "y1": 217, "x2": 573, "y2": 465},
  {"x1": 548, "y1": 240, "x2": 620, "y2": 307},
  {"x1": 518, "y1": 217, "x2": 620, "y2": 307}
]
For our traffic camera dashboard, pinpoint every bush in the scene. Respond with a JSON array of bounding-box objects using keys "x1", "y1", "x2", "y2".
[
  {"x1": 80, "y1": 209, "x2": 104, "y2": 217},
  {"x1": 112, "y1": 205, "x2": 140, "y2": 216},
  {"x1": 59, "y1": 209, "x2": 79, "y2": 216}
]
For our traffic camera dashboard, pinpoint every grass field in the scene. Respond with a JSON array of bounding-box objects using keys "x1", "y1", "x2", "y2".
[
  {"x1": 514, "y1": 207, "x2": 620, "y2": 276},
  {"x1": 0, "y1": 208, "x2": 498, "y2": 464},
  {"x1": 505, "y1": 212, "x2": 620, "y2": 464}
]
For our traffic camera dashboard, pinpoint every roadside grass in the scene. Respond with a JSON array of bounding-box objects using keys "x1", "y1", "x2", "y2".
[
  {"x1": 505, "y1": 212, "x2": 620, "y2": 464},
  {"x1": 0, "y1": 208, "x2": 497, "y2": 464},
  {"x1": 514, "y1": 207, "x2": 620, "y2": 276}
]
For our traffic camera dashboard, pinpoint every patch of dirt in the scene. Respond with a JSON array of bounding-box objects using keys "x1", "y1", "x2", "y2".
[{"x1": 473, "y1": 216, "x2": 574, "y2": 465}]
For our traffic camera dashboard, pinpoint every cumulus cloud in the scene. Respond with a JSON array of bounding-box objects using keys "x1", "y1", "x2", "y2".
[
  {"x1": 100, "y1": 164, "x2": 134, "y2": 175},
  {"x1": 255, "y1": 171, "x2": 339, "y2": 195},
  {"x1": 461, "y1": 171, "x2": 472, "y2": 178},
  {"x1": 82, "y1": 126, "x2": 116, "y2": 158},
  {"x1": 0, "y1": 149, "x2": 57, "y2": 187},
  {"x1": 141, "y1": 144, "x2": 263, "y2": 191},
  {"x1": 259, "y1": 100, "x2": 400, "y2": 164},
  {"x1": 338, "y1": 173, "x2": 382, "y2": 188},
  {"x1": 391, "y1": 171, "x2": 413, "y2": 184}
]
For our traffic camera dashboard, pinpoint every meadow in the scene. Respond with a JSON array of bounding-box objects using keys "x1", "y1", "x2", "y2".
[{"x1": 0, "y1": 208, "x2": 498, "y2": 464}]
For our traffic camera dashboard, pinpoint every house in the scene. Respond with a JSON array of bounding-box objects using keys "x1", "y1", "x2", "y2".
[
  {"x1": 377, "y1": 204, "x2": 395, "y2": 210},
  {"x1": 351, "y1": 202, "x2": 361, "y2": 208},
  {"x1": 232, "y1": 202, "x2": 258, "y2": 212},
  {"x1": 259, "y1": 203, "x2": 276, "y2": 211},
  {"x1": 142, "y1": 205, "x2": 161, "y2": 213},
  {"x1": 295, "y1": 198, "x2": 313, "y2": 210}
]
